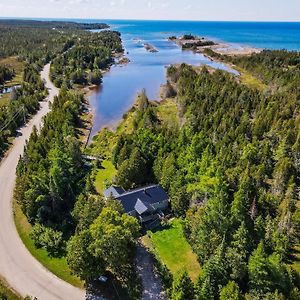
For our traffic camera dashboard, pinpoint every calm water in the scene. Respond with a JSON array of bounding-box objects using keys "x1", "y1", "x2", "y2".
[{"x1": 87, "y1": 20, "x2": 300, "y2": 137}]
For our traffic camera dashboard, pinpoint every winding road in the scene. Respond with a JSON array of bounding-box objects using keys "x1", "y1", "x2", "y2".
[{"x1": 0, "y1": 64, "x2": 85, "y2": 299}]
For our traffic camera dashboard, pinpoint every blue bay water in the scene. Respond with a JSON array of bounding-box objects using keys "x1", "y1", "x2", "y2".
[
  {"x1": 19, "y1": 18, "x2": 299, "y2": 135},
  {"x1": 105, "y1": 20, "x2": 300, "y2": 51},
  {"x1": 88, "y1": 20, "x2": 300, "y2": 136}
]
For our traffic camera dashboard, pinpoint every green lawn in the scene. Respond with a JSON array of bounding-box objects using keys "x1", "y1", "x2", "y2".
[
  {"x1": 13, "y1": 203, "x2": 84, "y2": 289},
  {"x1": 0, "y1": 276, "x2": 21, "y2": 300},
  {"x1": 94, "y1": 160, "x2": 117, "y2": 194},
  {"x1": 143, "y1": 219, "x2": 201, "y2": 282}
]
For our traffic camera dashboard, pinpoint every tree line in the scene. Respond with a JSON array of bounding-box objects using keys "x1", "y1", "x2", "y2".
[
  {"x1": 0, "y1": 64, "x2": 46, "y2": 158},
  {"x1": 106, "y1": 50, "x2": 300, "y2": 299},
  {"x1": 0, "y1": 20, "x2": 109, "y2": 64},
  {"x1": 12, "y1": 21, "x2": 139, "y2": 299},
  {"x1": 50, "y1": 31, "x2": 122, "y2": 88},
  {"x1": 0, "y1": 65, "x2": 14, "y2": 86},
  {"x1": 0, "y1": 21, "x2": 122, "y2": 161},
  {"x1": 14, "y1": 87, "x2": 141, "y2": 298}
]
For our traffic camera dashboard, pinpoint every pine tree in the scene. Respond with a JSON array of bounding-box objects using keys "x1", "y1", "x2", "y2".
[
  {"x1": 171, "y1": 270, "x2": 195, "y2": 300},
  {"x1": 219, "y1": 281, "x2": 243, "y2": 300},
  {"x1": 248, "y1": 241, "x2": 272, "y2": 294}
]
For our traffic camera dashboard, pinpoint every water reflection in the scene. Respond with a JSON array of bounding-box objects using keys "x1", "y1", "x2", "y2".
[{"x1": 89, "y1": 29, "x2": 238, "y2": 138}]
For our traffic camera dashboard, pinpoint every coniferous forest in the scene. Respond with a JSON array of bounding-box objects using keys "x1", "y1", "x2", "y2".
[
  {"x1": 0, "y1": 20, "x2": 121, "y2": 160},
  {"x1": 2, "y1": 18, "x2": 300, "y2": 300},
  {"x1": 94, "y1": 50, "x2": 300, "y2": 299}
]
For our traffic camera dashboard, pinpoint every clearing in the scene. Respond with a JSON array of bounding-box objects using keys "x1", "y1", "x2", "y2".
[
  {"x1": 142, "y1": 219, "x2": 201, "y2": 282},
  {"x1": 94, "y1": 160, "x2": 117, "y2": 194}
]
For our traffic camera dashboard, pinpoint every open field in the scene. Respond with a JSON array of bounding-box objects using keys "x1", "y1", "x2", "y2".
[
  {"x1": 155, "y1": 99, "x2": 179, "y2": 129},
  {"x1": 235, "y1": 66, "x2": 267, "y2": 91},
  {"x1": 0, "y1": 56, "x2": 24, "y2": 107},
  {"x1": 0, "y1": 56, "x2": 24, "y2": 86},
  {"x1": 0, "y1": 92, "x2": 11, "y2": 107},
  {"x1": 142, "y1": 219, "x2": 201, "y2": 282}
]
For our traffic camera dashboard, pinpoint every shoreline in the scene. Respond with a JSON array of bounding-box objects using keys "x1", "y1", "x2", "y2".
[
  {"x1": 169, "y1": 35, "x2": 262, "y2": 56},
  {"x1": 82, "y1": 52, "x2": 129, "y2": 146},
  {"x1": 87, "y1": 34, "x2": 262, "y2": 145}
]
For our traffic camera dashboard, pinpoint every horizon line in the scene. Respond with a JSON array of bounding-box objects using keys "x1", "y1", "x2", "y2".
[{"x1": 0, "y1": 16, "x2": 300, "y2": 23}]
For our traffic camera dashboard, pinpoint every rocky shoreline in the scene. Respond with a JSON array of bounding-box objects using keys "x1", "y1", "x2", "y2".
[{"x1": 169, "y1": 34, "x2": 261, "y2": 56}]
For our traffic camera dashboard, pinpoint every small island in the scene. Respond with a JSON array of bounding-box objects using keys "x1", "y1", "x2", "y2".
[
  {"x1": 169, "y1": 34, "x2": 216, "y2": 50},
  {"x1": 169, "y1": 34, "x2": 261, "y2": 56},
  {"x1": 143, "y1": 43, "x2": 159, "y2": 53}
]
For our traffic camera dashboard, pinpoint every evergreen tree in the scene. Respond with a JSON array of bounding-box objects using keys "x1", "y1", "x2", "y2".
[
  {"x1": 171, "y1": 270, "x2": 194, "y2": 300},
  {"x1": 219, "y1": 281, "x2": 243, "y2": 300}
]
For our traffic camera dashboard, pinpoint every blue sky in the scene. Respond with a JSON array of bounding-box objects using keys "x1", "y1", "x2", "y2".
[{"x1": 0, "y1": 0, "x2": 299, "y2": 21}]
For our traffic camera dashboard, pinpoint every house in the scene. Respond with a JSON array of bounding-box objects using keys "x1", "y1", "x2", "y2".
[{"x1": 104, "y1": 184, "x2": 169, "y2": 223}]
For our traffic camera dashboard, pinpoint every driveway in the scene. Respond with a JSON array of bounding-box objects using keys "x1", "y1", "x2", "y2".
[{"x1": 135, "y1": 242, "x2": 166, "y2": 300}]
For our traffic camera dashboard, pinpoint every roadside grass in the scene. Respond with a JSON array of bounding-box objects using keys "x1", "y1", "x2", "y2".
[
  {"x1": 235, "y1": 67, "x2": 267, "y2": 91},
  {"x1": 0, "y1": 276, "x2": 21, "y2": 300},
  {"x1": 13, "y1": 202, "x2": 84, "y2": 289},
  {"x1": 94, "y1": 160, "x2": 117, "y2": 194},
  {"x1": 142, "y1": 219, "x2": 201, "y2": 282}
]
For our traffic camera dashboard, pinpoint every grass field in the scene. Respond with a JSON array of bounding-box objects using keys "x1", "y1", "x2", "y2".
[
  {"x1": 13, "y1": 202, "x2": 84, "y2": 289},
  {"x1": 0, "y1": 56, "x2": 24, "y2": 107},
  {"x1": 94, "y1": 160, "x2": 117, "y2": 194},
  {"x1": 0, "y1": 276, "x2": 21, "y2": 300},
  {"x1": 236, "y1": 67, "x2": 267, "y2": 91},
  {"x1": 143, "y1": 219, "x2": 201, "y2": 282},
  {"x1": 156, "y1": 99, "x2": 179, "y2": 129},
  {"x1": 0, "y1": 56, "x2": 24, "y2": 87}
]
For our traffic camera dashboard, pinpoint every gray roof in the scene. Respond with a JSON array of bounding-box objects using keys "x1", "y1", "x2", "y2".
[
  {"x1": 115, "y1": 184, "x2": 169, "y2": 214},
  {"x1": 134, "y1": 199, "x2": 149, "y2": 215},
  {"x1": 103, "y1": 186, "x2": 125, "y2": 198}
]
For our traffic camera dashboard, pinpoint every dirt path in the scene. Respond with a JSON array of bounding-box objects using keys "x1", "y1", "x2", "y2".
[
  {"x1": 135, "y1": 242, "x2": 166, "y2": 300},
  {"x1": 0, "y1": 64, "x2": 85, "y2": 299}
]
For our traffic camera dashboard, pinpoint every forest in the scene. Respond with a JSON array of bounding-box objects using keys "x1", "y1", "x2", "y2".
[
  {"x1": 9, "y1": 20, "x2": 138, "y2": 299},
  {"x1": 0, "y1": 20, "x2": 108, "y2": 63},
  {"x1": 89, "y1": 50, "x2": 300, "y2": 299},
  {"x1": 14, "y1": 87, "x2": 140, "y2": 297},
  {"x1": 0, "y1": 64, "x2": 46, "y2": 158},
  {"x1": 0, "y1": 21, "x2": 121, "y2": 161},
  {"x1": 10, "y1": 20, "x2": 300, "y2": 298},
  {"x1": 50, "y1": 30, "x2": 122, "y2": 87}
]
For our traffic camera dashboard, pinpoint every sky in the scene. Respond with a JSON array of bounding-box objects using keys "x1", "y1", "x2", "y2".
[{"x1": 0, "y1": 0, "x2": 299, "y2": 21}]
